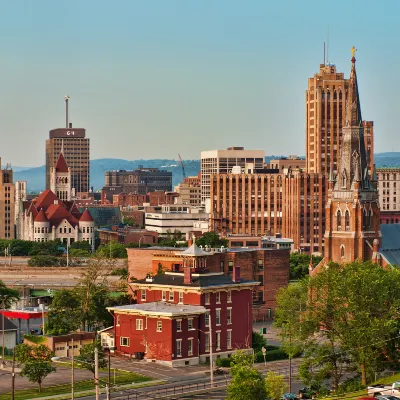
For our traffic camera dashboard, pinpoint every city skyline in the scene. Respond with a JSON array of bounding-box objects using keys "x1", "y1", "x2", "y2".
[{"x1": 0, "y1": 0, "x2": 399, "y2": 166}]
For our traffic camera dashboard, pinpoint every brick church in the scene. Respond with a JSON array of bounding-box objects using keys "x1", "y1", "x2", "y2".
[{"x1": 312, "y1": 51, "x2": 383, "y2": 273}]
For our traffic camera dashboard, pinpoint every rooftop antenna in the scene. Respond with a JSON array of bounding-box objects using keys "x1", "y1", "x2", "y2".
[
  {"x1": 326, "y1": 25, "x2": 330, "y2": 65},
  {"x1": 65, "y1": 95, "x2": 70, "y2": 128}
]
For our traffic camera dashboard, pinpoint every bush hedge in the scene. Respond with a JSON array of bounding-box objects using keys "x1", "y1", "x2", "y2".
[{"x1": 28, "y1": 255, "x2": 67, "y2": 267}]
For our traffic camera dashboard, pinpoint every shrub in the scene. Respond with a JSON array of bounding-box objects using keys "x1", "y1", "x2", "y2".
[
  {"x1": 255, "y1": 348, "x2": 288, "y2": 363},
  {"x1": 24, "y1": 334, "x2": 45, "y2": 344},
  {"x1": 28, "y1": 255, "x2": 66, "y2": 267},
  {"x1": 216, "y1": 357, "x2": 232, "y2": 367}
]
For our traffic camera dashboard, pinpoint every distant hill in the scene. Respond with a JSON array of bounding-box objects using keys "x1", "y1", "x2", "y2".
[{"x1": 13, "y1": 152, "x2": 400, "y2": 193}]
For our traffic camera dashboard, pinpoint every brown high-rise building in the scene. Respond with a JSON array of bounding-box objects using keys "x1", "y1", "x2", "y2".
[
  {"x1": 46, "y1": 127, "x2": 90, "y2": 195},
  {"x1": 306, "y1": 63, "x2": 374, "y2": 175},
  {"x1": 0, "y1": 159, "x2": 15, "y2": 239}
]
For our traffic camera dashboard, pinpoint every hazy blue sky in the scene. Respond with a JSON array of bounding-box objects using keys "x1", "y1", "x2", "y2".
[{"x1": 0, "y1": 0, "x2": 398, "y2": 166}]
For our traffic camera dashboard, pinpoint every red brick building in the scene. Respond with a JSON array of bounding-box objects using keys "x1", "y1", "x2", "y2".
[
  {"x1": 127, "y1": 244, "x2": 289, "y2": 321},
  {"x1": 108, "y1": 247, "x2": 258, "y2": 366}
]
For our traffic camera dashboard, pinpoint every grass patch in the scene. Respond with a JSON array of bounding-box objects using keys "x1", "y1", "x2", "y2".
[{"x1": 0, "y1": 371, "x2": 151, "y2": 400}]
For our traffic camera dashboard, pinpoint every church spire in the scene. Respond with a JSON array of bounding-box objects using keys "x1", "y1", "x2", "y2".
[{"x1": 346, "y1": 46, "x2": 363, "y2": 127}]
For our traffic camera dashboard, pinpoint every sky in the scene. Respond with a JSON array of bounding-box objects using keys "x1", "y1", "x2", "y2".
[{"x1": 0, "y1": 0, "x2": 398, "y2": 166}]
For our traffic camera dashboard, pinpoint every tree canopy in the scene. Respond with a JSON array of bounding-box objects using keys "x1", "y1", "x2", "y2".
[
  {"x1": 195, "y1": 232, "x2": 228, "y2": 248},
  {"x1": 227, "y1": 351, "x2": 267, "y2": 400},
  {"x1": 0, "y1": 279, "x2": 19, "y2": 308},
  {"x1": 15, "y1": 343, "x2": 55, "y2": 392},
  {"x1": 76, "y1": 341, "x2": 107, "y2": 377},
  {"x1": 275, "y1": 260, "x2": 400, "y2": 390},
  {"x1": 289, "y1": 252, "x2": 323, "y2": 280}
]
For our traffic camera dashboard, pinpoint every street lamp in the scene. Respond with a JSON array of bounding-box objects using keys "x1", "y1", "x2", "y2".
[{"x1": 196, "y1": 315, "x2": 213, "y2": 388}]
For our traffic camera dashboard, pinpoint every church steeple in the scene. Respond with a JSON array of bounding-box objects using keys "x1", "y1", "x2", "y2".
[
  {"x1": 323, "y1": 47, "x2": 381, "y2": 265},
  {"x1": 336, "y1": 47, "x2": 368, "y2": 191}
]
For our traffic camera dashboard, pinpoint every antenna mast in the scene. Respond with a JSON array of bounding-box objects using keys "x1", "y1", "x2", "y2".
[
  {"x1": 65, "y1": 96, "x2": 70, "y2": 128},
  {"x1": 324, "y1": 42, "x2": 326, "y2": 65}
]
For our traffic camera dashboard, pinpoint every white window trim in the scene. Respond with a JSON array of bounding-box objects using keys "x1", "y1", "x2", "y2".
[
  {"x1": 176, "y1": 319, "x2": 182, "y2": 332},
  {"x1": 227, "y1": 307, "x2": 232, "y2": 325},
  {"x1": 188, "y1": 317, "x2": 194, "y2": 330},
  {"x1": 227, "y1": 329, "x2": 232, "y2": 349},
  {"x1": 162, "y1": 291, "x2": 166, "y2": 301},
  {"x1": 215, "y1": 308, "x2": 221, "y2": 326},
  {"x1": 216, "y1": 292, "x2": 221, "y2": 304},
  {"x1": 205, "y1": 311, "x2": 210, "y2": 327},
  {"x1": 216, "y1": 330, "x2": 221, "y2": 351},
  {"x1": 227, "y1": 290, "x2": 232, "y2": 303},
  {"x1": 178, "y1": 292, "x2": 184, "y2": 304},
  {"x1": 169, "y1": 291, "x2": 174, "y2": 301},
  {"x1": 188, "y1": 337, "x2": 193, "y2": 356},
  {"x1": 136, "y1": 319, "x2": 143, "y2": 330},
  {"x1": 120, "y1": 337, "x2": 130, "y2": 347},
  {"x1": 176, "y1": 339, "x2": 182, "y2": 358},
  {"x1": 141, "y1": 289, "x2": 146, "y2": 301}
]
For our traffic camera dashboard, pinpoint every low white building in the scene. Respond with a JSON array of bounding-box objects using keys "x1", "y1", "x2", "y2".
[
  {"x1": 145, "y1": 203, "x2": 209, "y2": 236},
  {"x1": 0, "y1": 316, "x2": 17, "y2": 350}
]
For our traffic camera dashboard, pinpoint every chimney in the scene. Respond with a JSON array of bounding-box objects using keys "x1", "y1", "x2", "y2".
[
  {"x1": 187, "y1": 238, "x2": 193, "y2": 247},
  {"x1": 373, "y1": 239, "x2": 380, "y2": 253},
  {"x1": 232, "y1": 266, "x2": 241, "y2": 283},
  {"x1": 184, "y1": 267, "x2": 192, "y2": 284}
]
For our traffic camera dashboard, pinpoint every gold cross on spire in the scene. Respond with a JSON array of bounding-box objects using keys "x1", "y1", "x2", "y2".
[{"x1": 351, "y1": 46, "x2": 357, "y2": 58}]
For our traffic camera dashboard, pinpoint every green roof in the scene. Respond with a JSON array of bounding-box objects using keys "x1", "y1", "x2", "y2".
[{"x1": 78, "y1": 207, "x2": 122, "y2": 228}]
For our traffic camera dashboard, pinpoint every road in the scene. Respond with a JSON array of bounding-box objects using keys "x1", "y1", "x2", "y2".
[{"x1": 77, "y1": 358, "x2": 303, "y2": 400}]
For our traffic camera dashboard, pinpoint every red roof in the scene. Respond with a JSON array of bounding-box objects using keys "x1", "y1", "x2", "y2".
[
  {"x1": 35, "y1": 190, "x2": 61, "y2": 211},
  {"x1": 34, "y1": 209, "x2": 49, "y2": 223},
  {"x1": 80, "y1": 209, "x2": 94, "y2": 222},
  {"x1": 55, "y1": 152, "x2": 69, "y2": 173},
  {"x1": 45, "y1": 204, "x2": 79, "y2": 227}
]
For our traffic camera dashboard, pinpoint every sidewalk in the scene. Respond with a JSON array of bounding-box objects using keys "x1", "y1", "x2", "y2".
[{"x1": 253, "y1": 320, "x2": 282, "y2": 346}]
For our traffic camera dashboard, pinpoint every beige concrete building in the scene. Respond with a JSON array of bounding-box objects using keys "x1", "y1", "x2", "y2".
[
  {"x1": 0, "y1": 159, "x2": 15, "y2": 239},
  {"x1": 201, "y1": 147, "x2": 265, "y2": 205},
  {"x1": 174, "y1": 174, "x2": 201, "y2": 206},
  {"x1": 306, "y1": 63, "x2": 373, "y2": 175},
  {"x1": 268, "y1": 156, "x2": 306, "y2": 173},
  {"x1": 376, "y1": 167, "x2": 400, "y2": 212}
]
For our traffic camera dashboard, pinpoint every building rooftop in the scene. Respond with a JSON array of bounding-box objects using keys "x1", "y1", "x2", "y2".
[
  {"x1": 133, "y1": 271, "x2": 259, "y2": 289},
  {"x1": 177, "y1": 243, "x2": 209, "y2": 257},
  {"x1": 380, "y1": 224, "x2": 400, "y2": 266},
  {"x1": 107, "y1": 302, "x2": 206, "y2": 317}
]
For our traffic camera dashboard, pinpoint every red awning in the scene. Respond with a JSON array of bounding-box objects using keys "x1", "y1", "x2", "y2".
[{"x1": 0, "y1": 310, "x2": 47, "y2": 320}]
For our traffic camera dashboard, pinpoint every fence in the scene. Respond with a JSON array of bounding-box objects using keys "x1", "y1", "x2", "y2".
[{"x1": 111, "y1": 377, "x2": 229, "y2": 400}]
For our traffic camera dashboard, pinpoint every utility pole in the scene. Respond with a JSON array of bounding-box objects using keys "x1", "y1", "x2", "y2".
[
  {"x1": 11, "y1": 348, "x2": 15, "y2": 399},
  {"x1": 209, "y1": 314, "x2": 213, "y2": 388},
  {"x1": 1, "y1": 297, "x2": 5, "y2": 367},
  {"x1": 71, "y1": 338, "x2": 75, "y2": 400},
  {"x1": 40, "y1": 303, "x2": 45, "y2": 335},
  {"x1": 66, "y1": 242, "x2": 69, "y2": 267},
  {"x1": 94, "y1": 346, "x2": 99, "y2": 400}
]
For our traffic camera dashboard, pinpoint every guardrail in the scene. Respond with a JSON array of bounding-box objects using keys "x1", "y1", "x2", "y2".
[{"x1": 111, "y1": 377, "x2": 229, "y2": 399}]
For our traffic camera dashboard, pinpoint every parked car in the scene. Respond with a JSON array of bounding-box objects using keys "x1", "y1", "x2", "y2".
[
  {"x1": 368, "y1": 382, "x2": 400, "y2": 397},
  {"x1": 375, "y1": 396, "x2": 400, "y2": 400},
  {"x1": 281, "y1": 394, "x2": 298, "y2": 400},
  {"x1": 298, "y1": 387, "x2": 317, "y2": 399}
]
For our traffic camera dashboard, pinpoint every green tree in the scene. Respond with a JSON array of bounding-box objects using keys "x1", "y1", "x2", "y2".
[
  {"x1": 158, "y1": 229, "x2": 185, "y2": 247},
  {"x1": 45, "y1": 290, "x2": 81, "y2": 335},
  {"x1": 69, "y1": 248, "x2": 91, "y2": 258},
  {"x1": 15, "y1": 343, "x2": 55, "y2": 392},
  {"x1": 252, "y1": 331, "x2": 267, "y2": 353},
  {"x1": 70, "y1": 241, "x2": 92, "y2": 252},
  {"x1": 275, "y1": 261, "x2": 400, "y2": 389},
  {"x1": 289, "y1": 253, "x2": 323, "y2": 280},
  {"x1": 76, "y1": 341, "x2": 107, "y2": 377},
  {"x1": 96, "y1": 243, "x2": 127, "y2": 258},
  {"x1": 265, "y1": 371, "x2": 288, "y2": 400},
  {"x1": 195, "y1": 232, "x2": 228, "y2": 248},
  {"x1": 0, "y1": 280, "x2": 19, "y2": 307},
  {"x1": 29, "y1": 240, "x2": 64, "y2": 256},
  {"x1": 28, "y1": 255, "x2": 66, "y2": 267},
  {"x1": 227, "y1": 351, "x2": 267, "y2": 400}
]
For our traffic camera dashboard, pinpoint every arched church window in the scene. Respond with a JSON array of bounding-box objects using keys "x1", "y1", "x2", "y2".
[
  {"x1": 363, "y1": 209, "x2": 368, "y2": 230},
  {"x1": 340, "y1": 245, "x2": 345, "y2": 258},
  {"x1": 341, "y1": 172, "x2": 347, "y2": 188},
  {"x1": 336, "y1": 210, "x2": 342, "y2": 231},
  {"x1": 345, "y1": 210, "x2": 350, "y2": 231}
]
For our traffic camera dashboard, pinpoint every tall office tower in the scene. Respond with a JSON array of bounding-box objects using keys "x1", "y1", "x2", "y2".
[
  {"x1": 45, "y1": 97, "x2": 90, "y2": 195},
  {"x1": 0, "y1": 159, "x2": 15, "y2": 239},
  {"x1": 306, "y1": 63, "x2": 374, "y2": 175},
  {"x1": 201, "y1": 147, "x2": 265, "y2": 205}
]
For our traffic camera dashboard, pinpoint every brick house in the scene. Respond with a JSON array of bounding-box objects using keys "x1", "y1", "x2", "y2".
[
  {"x1": 108, "y1": 244, "x2": 259, "y2": 367},
  {"x1": 127, "y1": 245, "x2": 289, "y2": 320}
]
